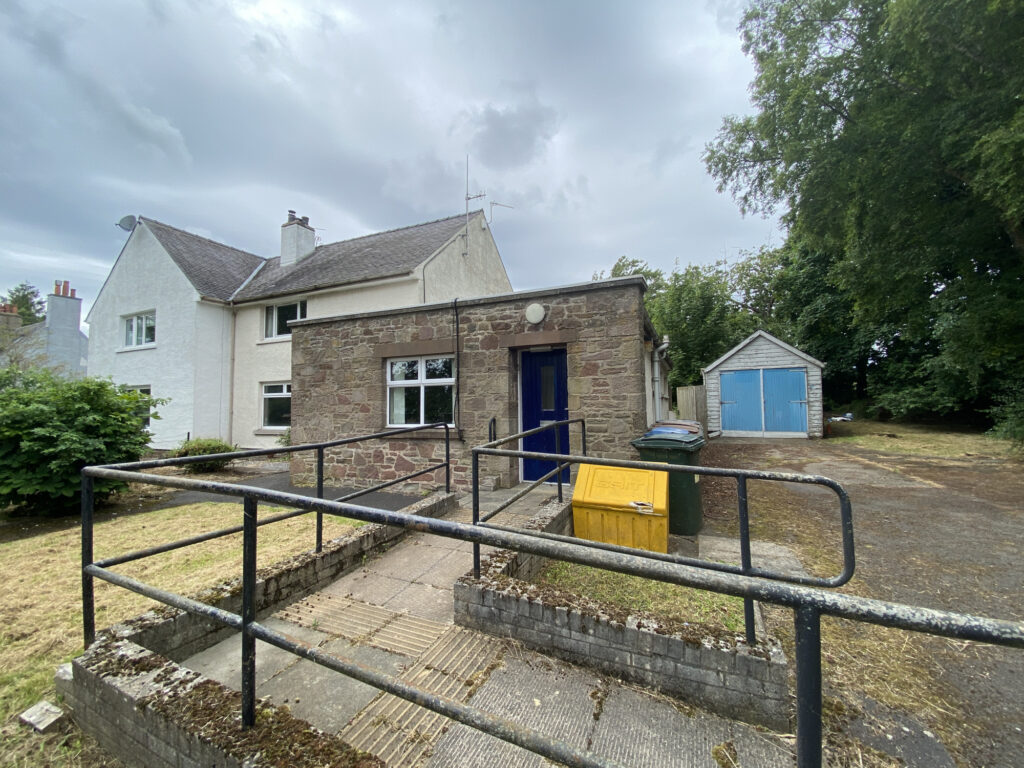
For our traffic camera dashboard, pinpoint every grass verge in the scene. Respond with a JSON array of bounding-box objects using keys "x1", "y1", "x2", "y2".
[
  {"x1": 826, "y1": 419, "x2": 1015, "y2": 458},
  {"x1": 0, "y1": 500, "x2": 362, "y2": 768},
  {"x1": 535, "y1": 560, "x2": 747, "y2": 634}
]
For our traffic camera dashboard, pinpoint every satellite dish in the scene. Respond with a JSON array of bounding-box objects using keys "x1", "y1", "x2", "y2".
[{"x1": 116, "y1": 215, "x2": 137, "y2": 232}]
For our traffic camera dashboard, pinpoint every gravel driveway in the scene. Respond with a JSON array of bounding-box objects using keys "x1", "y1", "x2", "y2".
[{"x1": 701, "y1": 437, "x2": 1023, "y2": 768}]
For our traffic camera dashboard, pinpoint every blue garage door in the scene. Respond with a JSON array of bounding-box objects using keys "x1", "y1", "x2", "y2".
[
  {"x1": 764, "y1": 368, "x2": 808, "y2": 432},
  {"x1": 721, "y1": 367, "x2": 808, "y2": 433},
  {"x1": 721, "y1": 369, "x2": 763, "y2": 431}
]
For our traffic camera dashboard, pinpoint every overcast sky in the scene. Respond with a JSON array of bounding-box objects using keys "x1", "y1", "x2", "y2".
[{"x1": 0, "y1": 0, "x2": 779, "y2": 322}]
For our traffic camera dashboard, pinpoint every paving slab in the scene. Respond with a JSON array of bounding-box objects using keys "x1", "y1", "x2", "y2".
[
  {"x1": 383, "y1": 581, "x2": 455, "y2": 623},
  {"x1": 427, "y1": 654, "x2": 602, "y2": 768},
  {"x1": 324, "y1": 569, "x2": 410, "y2": 603},
  {"x1": 259, "y1": 638, "x2": 411, "y2": 734},
  {"x1": 182, "y1": 616, "x2": 327, "y2": 689},
  {"x1": 589, "y1": 684, "x2": 793, "y2": 768},
  {"x1": 699, "y1": 534, "x2": 809, "y2": 579}
]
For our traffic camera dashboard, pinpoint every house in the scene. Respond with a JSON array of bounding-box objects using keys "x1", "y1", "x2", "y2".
[
  {"x1": 86, "y1": 211, "x2": 511, "y2": 449},
  {"x1": 702, "y1": 330, "x2": 824, "y2": 438},
  {"x1": 288, "y1": 276, "x2": 670, "y2": 490},
  {"x1": 0, "y1": 280, "x2": 88, "y2": 376}
]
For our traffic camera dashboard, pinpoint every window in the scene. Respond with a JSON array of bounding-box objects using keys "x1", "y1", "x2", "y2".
[
  {"x1": 386, "y1": 356, "x2": 454, "y2": 427},
  {"x1": 262, "y1": 383, "x2": 291, "y2": 428},
  {"x1": 264, "y1": 300, "x2": 307, "y2": 338},
  {"x1": 127, "y1": 386, "x2": 152, "y2": 429},
  {"x1": 123, "y1": 312, "x2": 156, "y2": 347}
]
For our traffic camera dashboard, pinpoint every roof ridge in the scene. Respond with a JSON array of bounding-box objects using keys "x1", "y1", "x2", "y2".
[
  {"x1": 140, "y1": 216, "x2": 265, "y2": 261},
  {"x1": 316, "y1": 210, "x2": 482, "y2": 250}
]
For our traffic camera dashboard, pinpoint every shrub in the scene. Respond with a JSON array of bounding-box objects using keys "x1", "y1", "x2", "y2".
[
  {"x1": 0, "y1": 367, "x2": 159, "y2": 513},
  {"x1": 988, "y1": 385, "x2": 1024, "y2": 451},
  {"x1": 171, "y1": 438, "x2": 238, "y2": 474}
]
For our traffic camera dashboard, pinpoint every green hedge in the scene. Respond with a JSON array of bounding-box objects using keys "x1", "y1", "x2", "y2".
[
  {"x1": 0, "y1": 367, "x2": 159, "y2": 513},
  {"x1": 171, "y1": 438, "x2": 238, "y2": 474}
]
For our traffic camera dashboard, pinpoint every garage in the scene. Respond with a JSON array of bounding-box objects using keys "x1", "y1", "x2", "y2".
[{"x1": 702, "y1": 331, "x2": 824, "y2": 438}]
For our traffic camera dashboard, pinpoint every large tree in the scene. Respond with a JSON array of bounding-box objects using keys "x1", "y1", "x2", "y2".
[
  {"x1": 2, "y1": 282, "x2": 45, "y2": 325},
  {"x1": 648, "y1": 264, "x2": 756, "y2": 390},
  {"x1": 705, "y1": 0, "x2": 1024, "y2": 425}
]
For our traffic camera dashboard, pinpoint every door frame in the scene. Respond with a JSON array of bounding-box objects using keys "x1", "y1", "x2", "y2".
[{"x1": 517, "y1": 346, "x2": 570, "y2": 483}]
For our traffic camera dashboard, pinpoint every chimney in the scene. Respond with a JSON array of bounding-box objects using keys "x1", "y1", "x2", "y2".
[
  {"x1": 45, "y1": 280, "x2": 84, "y2": 376},
  {"x1": 0, "y1": 303, "x2": 21, "y2": 332},
  {"x1": 281, "y1": 211, "x2": 316, "y2": 267}
]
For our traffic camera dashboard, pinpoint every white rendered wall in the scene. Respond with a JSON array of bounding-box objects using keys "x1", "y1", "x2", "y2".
[
  {"x1": 87, "y1": 224, "x2": 228, "y2": 449},
  {"x1": 230, "y1": 277, "x2": 421, "y2": 448},
  {"x1": 45, "y1": 294, "x2": 86, "y2": 377},
  {"x1": 192, "y1": 301, "x2": 234, "y2": 441},
  {"x1": 422, "y1": 215, "x2": 512, "y2": 302}
]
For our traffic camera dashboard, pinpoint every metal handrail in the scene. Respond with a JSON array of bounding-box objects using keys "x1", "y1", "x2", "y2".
[
  {"x1": 80, "y1": 470, "x2": 1024, "y2": 768},
  {"x1": 471, "y1": 420, "x2": 855, "y2": 650}
]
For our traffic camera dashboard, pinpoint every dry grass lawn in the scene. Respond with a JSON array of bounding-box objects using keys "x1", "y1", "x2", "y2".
[
  {"x1": 825, "y1": 419, "x2": 1015, "y2": 458},
  {"x1": 0, "y1": 497, "x2": 362, "y2": 767}
]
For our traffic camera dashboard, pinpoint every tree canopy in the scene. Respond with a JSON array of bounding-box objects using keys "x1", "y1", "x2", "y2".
[
  {"x1": 700, "y1": 0, "x2": 1024, "y2": 432},
  {"x1": 2, "y1": 282, "x2": 45, "y2": 325}
]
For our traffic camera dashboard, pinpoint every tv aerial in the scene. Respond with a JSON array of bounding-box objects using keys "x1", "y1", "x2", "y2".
[{"x1": 115, "y1": 215, "x2": 137, "y2": 232}]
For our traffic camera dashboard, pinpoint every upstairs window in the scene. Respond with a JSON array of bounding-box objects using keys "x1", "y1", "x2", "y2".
[
  {"x1": 264, "y1": 300, "x2": 307, "y2": 338},
  {"x1": 124, "y1": 312, "x2": 156, "y2": 347},
  {"x1": 386, "y1": 356, "x2": 454, "y2": 427}
]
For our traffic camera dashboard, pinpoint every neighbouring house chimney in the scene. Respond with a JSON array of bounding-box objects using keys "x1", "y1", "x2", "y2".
[
  {"x1": 0, "y1": 303, "x2": 21, "y2": 332},
  {"x1": 45, "y1": 280, "x2": 85, "y2": 377},
  {"x1": 280, "y1": 211, "x2": 316, "y2": 267}
]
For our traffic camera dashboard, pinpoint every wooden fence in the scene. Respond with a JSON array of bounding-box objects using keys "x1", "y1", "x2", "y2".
[{"x1": 675, "y1": 385, "x2": 707, "y2": 429}]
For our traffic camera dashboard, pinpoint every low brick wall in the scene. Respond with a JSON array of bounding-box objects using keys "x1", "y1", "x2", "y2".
[
  {"x1": 454, "y1": 500, "x2": 790, "y2": 730},
  {"x1": 58, "y1": 641, "x2": 380, "y2": 768},
  {"x1": 58, "y1": 491, "x2": 455, "y2": 767}
]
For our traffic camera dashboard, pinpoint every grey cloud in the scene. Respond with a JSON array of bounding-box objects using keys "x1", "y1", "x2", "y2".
[{"x1": 467, "y1": 97, "x2": 560, "y2": 171}]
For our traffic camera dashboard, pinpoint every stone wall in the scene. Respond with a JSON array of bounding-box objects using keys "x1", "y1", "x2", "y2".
[
  {"x1": 290, "y1": 279, "x2": 653, "y2": 490},
  {"x1": 453, "y1": 501, "x2": 790, "y2": 731}
]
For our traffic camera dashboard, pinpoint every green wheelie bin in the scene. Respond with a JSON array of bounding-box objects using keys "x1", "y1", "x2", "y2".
[{"x1": 630, "y1": 421, "x2": 705, "y2": 535}]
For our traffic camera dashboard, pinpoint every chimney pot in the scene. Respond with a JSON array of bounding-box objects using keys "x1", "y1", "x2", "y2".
[
  {"x1": 55, "y1": 280, "x2": 61, "y2": 295},
  {"x1": 62, "y1": 280, "x2": 70, "y2": 296},
  {"x1": 301, "y1": 216, "x2": 309, "y2": 226},
  {"x1": 287, "y1": 210, "x2": 297, "y2": 222},
  {"x1": 70, "y1": 288, "x2": 76, "y2": 298}
]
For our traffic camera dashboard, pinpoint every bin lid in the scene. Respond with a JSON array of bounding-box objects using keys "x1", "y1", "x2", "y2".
[
  {"x1": 572, "y1": 463, "x2": 668, "y2": 516},
  {"x1": 631, "y1": 429, "x2": 706, "y2": 450},
  {"x1": 652, "y1": 419, "x2": 703, "y2": 433}
]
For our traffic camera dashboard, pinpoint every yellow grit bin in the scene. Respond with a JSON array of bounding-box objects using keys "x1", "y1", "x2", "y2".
[{"x1": 571, "y1": 463, "x2": 669, "y2": 554}]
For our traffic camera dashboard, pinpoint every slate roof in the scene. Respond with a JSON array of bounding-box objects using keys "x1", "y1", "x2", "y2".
[
  {"x1": 141, "y1": 217, "x2": 266, "y2": 302},
  {"x1": 231, "y1": 212, "x2": 474, "y2": 302}
]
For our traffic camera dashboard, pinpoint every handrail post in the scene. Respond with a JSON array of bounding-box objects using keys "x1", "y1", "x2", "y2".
[
  {"x1": 736, "y1": 476, "x2": 757, "y2": 646},
  {"x1": 444, "y1": 424, "x2": 451, "y2": 493},
  {"x1": 241, "y1": 496, "x2": 258, "y2": 728},
  {"x1": 315, "y1": 447, "x2": 324, "y2": 553},
  {"x1": 81, "y1": 474, "x2": 95, "y2": 648},
  {"x1": 472, "y1": 450, "x2": 481, "y2": 578},
  {"x1": 794, "y1": 605, "x2": 823, "y2": 768},
  {"x1": 554, "y1": 426, "x2": 563, "y2": 503},
  {"x1": 580, "y1": 419, "x2": 587, "y2": 457}
]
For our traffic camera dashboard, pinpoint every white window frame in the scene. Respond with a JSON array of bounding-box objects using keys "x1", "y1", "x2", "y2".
[
  {"x1": 123, "y1": 312, "x2": 156, "y2": 348},
  {"x1": 261, "y1": 382, "x2": 292, "y2": 429},
  {"x1": 385, "y1": 356, "x2": 455, "y2": 428},
  {"x1": 263, "y1": 300, "x2": 307, "y2": 339},
  {"x1": 126, "y1": 385, "x2": 152, "y2": 430}
]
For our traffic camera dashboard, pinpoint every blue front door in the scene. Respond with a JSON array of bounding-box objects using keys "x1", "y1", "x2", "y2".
[
  {"x1": 521, "y1": 349, "x2": 569, "y2": 482},
  {"x1": 721, "y1": 369, "x2": 762, "y2": 431},
  {"x1": 764, "y1": 368, "x2": 808, "y2": 432}
]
